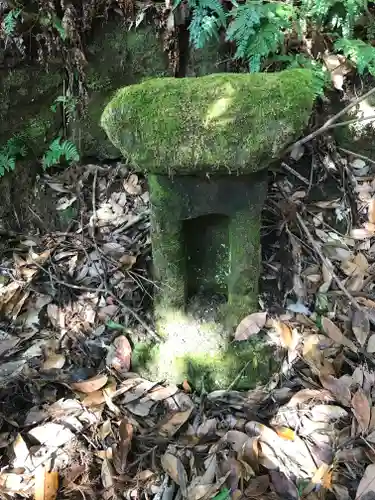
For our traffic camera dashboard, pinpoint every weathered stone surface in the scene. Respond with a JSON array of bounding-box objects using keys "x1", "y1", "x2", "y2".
[
  {"x1": 186, "y1": 36, "x2": 229, "y2": 76},
  {"x1": 132, "y1": 307, "x2": 279, "y2": 392},
  {"x1": 0, "y1": 66, "x2": 62, "y2": 153},
  {"x1": 71, "y1": 23, "x2": 172, "y2": 158},
  {"x1": 0, "y1": 24, "x2": 172, "y2": 160},
  {"x1": 101, "y1": 69, "x2": 316, "y2": 175},
  {"x1": 149, "y1": 171, "x2": 268, "y2": 327}
]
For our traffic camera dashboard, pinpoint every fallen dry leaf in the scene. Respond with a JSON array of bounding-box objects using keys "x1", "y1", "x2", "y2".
[
  {"x1": 273, "y1": 320, "x2": 298, "y2": 350},
  {"x1": 105, "y1": 336, "x2": 131, "y2": 373},
  {"x1": 101, "y1": 458, "x2": 115, "y2": 500},
  {"x1": 119, "y1": 254, "x2": 137, "y2": 270},
  {"x1": 303, "y1": 463, "x2": 331, "y2": 496},
  {"x1": 270, "y1": 470, "x2": 299, "y2": 500},
  {"x1": 161, "y1": 452, "x2": 188, "y2": 491},
  {"x1": 71, "y1": 374, "x2": 108, "y2": 394},
  {"x1": 356, "y1": 463, "x2": 375, "y2": 499},
  {"x1": 158, "y1": 406, "x2": 193, "y2": 437},
  {"x1": 369, "y1": 198, "x2": 375, "y2": 224},
  {"x1": 287, "y1": 389, "x2": 333, "y2": 407},
  {"x1": 234, "y1": 311, "x2": 267, "y2": 341},
  {"x1": 320, "y1": 374, "x2": 351, "y2": 406},
  {"x1": 332, "y1": 484, "x2": 350, "y2": 500},
  {"x1": 321, "y1": 316, "x2": 357, "y2": 352},
  {"x1": 42, "y1": 353, "x2": 66, "y2": 371},
  {"x1": 34, "y1": 466, "x2": 58, "y2": 500},
  {"x1": 11, "y1": 433, "x2": 31, "y2": 470},
  {"x1": 28, "y1": 422, "x2": 74, "y2": 448},
  {"x1": 367, "y1": 334, "x2": 375, "y2": 353},
  {"x1": 123, "y1": 173, "x2": 142, "y2": 195},
  {"x1": 82, "y1": 390, "x2": 106, "y2": 407},
  {"x1": 113, "y1": 418, "x2": 133, "y2": 474},
  {"x1": 275, "y1": 426, "x2": 295, "y2": 441},
  {"x1": 352, "y1": 388, "x2": 371, "y2": 432},
  {"x1": 244, "y1": 475, "x2": 270, "y2": 497},
  {"x1": 352, "y1": 309, "x2": 369, "y2": 347}
]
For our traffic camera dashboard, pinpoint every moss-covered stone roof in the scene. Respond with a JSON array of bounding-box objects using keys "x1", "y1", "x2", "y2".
[{"x1": 101, "y1": 69, "x2": 316, "y2": 175}]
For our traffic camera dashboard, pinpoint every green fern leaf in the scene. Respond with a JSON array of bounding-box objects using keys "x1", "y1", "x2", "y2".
[
  {"x1": 335, "y1": 38, "x2": 375, "y2": 75},
  {"x1": 226, "y1": 4, "x2": 262, "y2": 60},
  {"x1": 179, "y1": 0, "x2": 225, "y2": 49},
  {"x1": 227, "y1": 1, "x2": 295, "y2": 71},
  {"x1": 2, "y1": 9, "x2": 21, "y2": 36},
  {"x1": 60, "y1": 140, "x2": 80, "y2": 162},
  {"x1": 42, "y1": 138, "x2": 79, "y2": 170}
]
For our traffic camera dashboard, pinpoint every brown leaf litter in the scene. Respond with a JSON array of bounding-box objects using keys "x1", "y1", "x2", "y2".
[{"x1": 1, "y1": 142, "x2": 375, "y2": 499}]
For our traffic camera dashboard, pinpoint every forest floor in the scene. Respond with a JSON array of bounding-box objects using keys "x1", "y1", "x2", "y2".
[{"x1": 0, "y1": 129, "x2": 375, "y2": 500}]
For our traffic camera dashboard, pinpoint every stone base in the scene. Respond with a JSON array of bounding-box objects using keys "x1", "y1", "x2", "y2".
[
  {"x1": 132, "y1": 302, "x2": 279, "y2": 392},
  {"x1": 149, "y1": 171, "x2": 268, "y2": 329}
]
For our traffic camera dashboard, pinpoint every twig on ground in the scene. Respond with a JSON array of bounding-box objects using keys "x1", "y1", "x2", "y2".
[
  {"x1": 295, "y1": 209, "x2": 362, "y2": 310},
  {"x1": 281, "y1": 162, "x2": 310, "y2": 186},
  {"x1": 113, "y1": 210, "x2": 150, "y2": 235},
  {"x1": 277, "y1": 182, "x2": 364, "y2": 312},
  {"x1": 28, "y1": 255, "x2": 160, "y2": 340},
  {"x1": 338, "y1": 147, "x2": 375, "y2": 166},
  {"x1": 88, "y1": 167, "x2": 98, "y2": 238},
  {"x1": 288, "y1": 86, "x2": 375, "y2": 151},
  {"x1": 226, "y1": 360, "x2": 252, "y2": 392}
]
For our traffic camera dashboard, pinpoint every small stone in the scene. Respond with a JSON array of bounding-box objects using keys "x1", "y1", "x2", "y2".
[{"x1": 351, "y1": 158, "x2": 366, "y2": 169}]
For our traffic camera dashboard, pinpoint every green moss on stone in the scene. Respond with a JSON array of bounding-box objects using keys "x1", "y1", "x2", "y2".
[
  {"x1": 148, "y1": 172, "x2": 267, "y2": 328},
  {"x1": 132, "y1": 308, "x2": 279, "y2": 392},
  {"x1": 225, "y1": 188, "x2": 267, "y2": 328},
  {"x1": 101, "y1": 69, "x2": 316, "y2": 175},
  {"x1": 148, "y1": 174, "x2": 186, "y2": 313}
]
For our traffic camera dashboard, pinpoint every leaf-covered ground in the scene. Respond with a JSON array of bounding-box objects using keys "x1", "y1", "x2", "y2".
[{"x1": 1, "y1": 132, "x2": 375, "y2": 500}]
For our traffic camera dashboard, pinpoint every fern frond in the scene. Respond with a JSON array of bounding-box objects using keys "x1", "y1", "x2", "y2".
[
  {"x1": 177, "y1": 0, "x2": 225, "y2": 49},
  {"x1": 1, "y1": 8, "x2": 21, "y2": 36},
  {"x1": 189, "y1": 7, "x2": 220, "y2": 49},
  {"x1": 301, "y1": 0, "x2": 364, "y2": 36},
  {"x1": 226, "y1": 4, "x2": 261, "y2": 60},
  {"x1": 335, "y1": 38, "x2": 375, "y2": 75},
  {"x1": 247, "y1": 21, "x2": 285, "y2": 72},
  {"x1": 226, "y1": 1, "x2": 295, "y2": 71},
  {"x1": 42, "y1": 138, "x2": 79, "y2": 170},
  {"x1": 50, "y1": 95, "x2": 78, "y2": 122}
]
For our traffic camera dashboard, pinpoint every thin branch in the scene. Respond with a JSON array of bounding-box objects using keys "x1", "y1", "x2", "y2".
[
  {"x1": 288, "y1": 86, "x2": 375, "y2": 151},
  {"x1": 338, "y1": 146, "x2": 375, "y2": 166},
  {"x1": 29, "y1": 255, "x2": 160, "y2": 340}
]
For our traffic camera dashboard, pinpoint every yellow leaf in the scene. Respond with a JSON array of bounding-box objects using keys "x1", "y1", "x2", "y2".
[
  {"x1": 273, "y1": 320, "x2": 294, "y2": 349},
  {"x1": 275, "y1": 426, "x2": 295, "y2": 441},
  {"x1": 34, "y1": 466, "x2": 58, "y2": 500}
]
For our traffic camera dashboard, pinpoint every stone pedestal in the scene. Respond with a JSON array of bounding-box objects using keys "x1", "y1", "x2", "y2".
[
  {"x1": 101, "y1": 70, "x2": 318, "y2": 389},
  {"x1": 149, "y1": 171, "x2": 268, "y2": 327}
]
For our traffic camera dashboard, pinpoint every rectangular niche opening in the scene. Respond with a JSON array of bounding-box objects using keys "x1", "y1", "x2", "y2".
[{"x1": 184, "y1": 214, "x2": 229, "y2": 301}]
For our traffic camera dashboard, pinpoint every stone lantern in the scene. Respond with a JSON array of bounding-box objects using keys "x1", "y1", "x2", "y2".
[{"x1": 101, "y1": 69, "x2": 317, "y2": 390}]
